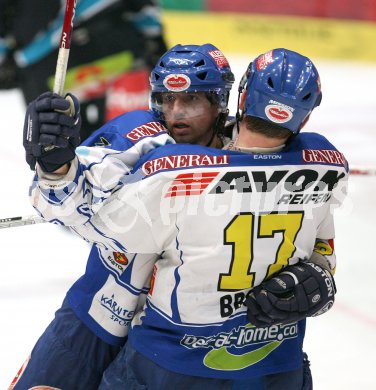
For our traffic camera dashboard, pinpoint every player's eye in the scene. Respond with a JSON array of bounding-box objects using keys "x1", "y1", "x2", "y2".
[
  {"x1": 185, "y1": 94, "x2": 199, "y2": 102},
  {"x1": 163, "y1": 94, "x2": 175, "y2": 103}
]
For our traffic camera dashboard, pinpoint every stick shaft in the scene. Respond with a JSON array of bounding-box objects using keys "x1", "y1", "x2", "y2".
[
  {"x1": 53, "y1": 0, "x2": 77, "y2": 95},
  {"x1": 4, "y1": 2, "x2": 77, "y2": 229},
  {"x1": 0, "y1": 215, "x2": 46, "y2": 229}
]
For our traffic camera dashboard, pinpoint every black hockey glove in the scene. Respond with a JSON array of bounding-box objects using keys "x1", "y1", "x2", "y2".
[
  {"x1": 245, "y1": 262, "x2": 336, "y2": 326},
  {"x1": 23, "y1": 92, "x2": 81, "y2": 172}
]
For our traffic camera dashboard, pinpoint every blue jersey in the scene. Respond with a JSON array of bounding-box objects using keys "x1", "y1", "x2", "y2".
[
  {"x1": 66, "y1": 109, "x2": 169, "y2": 345},
  {"x1": 31, "y1": 129, "x2": 348, "y2": 378}
]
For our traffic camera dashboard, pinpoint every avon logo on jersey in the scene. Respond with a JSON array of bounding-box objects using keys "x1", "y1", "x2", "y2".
[
  {"x1": 126, "y1": 122, "x2": 167, "y2": 142},
  {"x1": 210, "y1": 169, "x2": 346, "y2": 194},
  {"x1": 165, "y1": 172, "x2": 220, "y2": 197},
  {"x1": 302, "y1": 149, "x2": 346, "y2": 166},
  {"x1": 142, "y1": 154, "x2": 229, "y2": 176}
]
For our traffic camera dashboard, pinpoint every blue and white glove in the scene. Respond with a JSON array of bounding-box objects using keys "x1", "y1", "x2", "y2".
[
  {"x1": 23, "y1": 92, "x2": 81, "y2": 172},
  {"x1": 245, "y1": 261, "x2": 336, "y2": 326}
]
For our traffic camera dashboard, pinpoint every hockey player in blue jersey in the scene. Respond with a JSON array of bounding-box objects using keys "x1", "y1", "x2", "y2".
[
  {"x1": 25, "y1": 48, "x2": 347, "y2": 389},
  {"x1": 12, "y1": 43, "x2": 234, "y2": 389}
]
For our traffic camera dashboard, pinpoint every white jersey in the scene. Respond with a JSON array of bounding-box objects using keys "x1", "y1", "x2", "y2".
[
  {"x1": 31, "y1": 122, "x2": 173, "y2": 226},
  {"x1": 31, "y1": 132, "x2": 348, "y2": 378}
]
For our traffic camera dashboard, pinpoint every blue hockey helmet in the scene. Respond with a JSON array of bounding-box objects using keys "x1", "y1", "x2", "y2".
[
  {"x1": 150, "y1": 43, "x2": 235, "y2": 116},
  {"x1": 239, "y1": 48, "x2": 322, "y2": 134}
]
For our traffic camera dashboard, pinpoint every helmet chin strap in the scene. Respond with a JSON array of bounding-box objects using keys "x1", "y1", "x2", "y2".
[
  {"x1": 205, "y1": 125, "x2": 217, "y2": 147},
  {"x1": 205, "y1": 109, "x2": 229, "y2": 147},
  {"x1": 235, "y1": 91, "x2": 243, "y2": 135},
  {"x1": 235, "y1": 62, "x2": 252, "y2": 134}
]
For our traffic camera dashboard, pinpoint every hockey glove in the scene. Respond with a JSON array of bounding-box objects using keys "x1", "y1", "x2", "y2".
[
  {"x1": 246, "y1": 262, "x2": 336, "y2": 326},
  {"x1": 23, "y1": 92, "x2": 81, "y2": 172}
]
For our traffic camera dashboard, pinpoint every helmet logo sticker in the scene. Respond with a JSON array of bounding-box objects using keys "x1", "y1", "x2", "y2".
[
  {"x1": 256, "y1": 50, "x2": 274, "y2": 71},
  {"x1": 169, "y1": 58, "x2": 190, "y2": 65},
  {"x1": 163, "y1": 74, "x2": 191, "y2": 92},
  {"x1": 208, "y1": 50, "x2": 229, "y2": 67},
  {"x1": 265, "y1": 104, "x2": 293, "y2": 123}
]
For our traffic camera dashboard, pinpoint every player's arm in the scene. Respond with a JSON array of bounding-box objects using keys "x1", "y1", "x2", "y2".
[
  {"x1": 66, "y1": 163, "x2": 170, "y2": 254},
  {"x1": 246, "y1": 238, "x2": 337, "y2": 326},
  {"x1": 24, "y1": 92, "x2": 124, "y2": 225},
  {"x1": 24, "y1": 92, "x2": 172, "y2": 226}
]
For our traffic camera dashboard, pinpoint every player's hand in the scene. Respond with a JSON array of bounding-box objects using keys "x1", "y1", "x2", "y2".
[
  {"x1": 23, "y1": 91, "x2": 81, "y2": 172},
  {"x1": 245, "y1": 262, "x2": 336, "y2": 326}
]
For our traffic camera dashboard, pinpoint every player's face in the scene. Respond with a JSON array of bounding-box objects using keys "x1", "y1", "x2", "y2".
[{"x1": 161, "y1": 92, "x2": 219, "y2": 145}]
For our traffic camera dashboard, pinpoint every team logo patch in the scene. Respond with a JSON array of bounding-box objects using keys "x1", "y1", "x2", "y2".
[
  {"x1": 265, "y1": 104, "x2": 293, "y2": 123},
  {"x1": 256, "y1": 50, "x2": 274, "y2": 71},
  {"x1": 208, "y1": 50, "x2": 229, "y2": 67},
  {"x1": 163, "y1": 74, "x2": 191, "y2": 92},
  {"x1": 314, "y1": 240, "x2": 334, "y2": 256},
  {"x1": 165, "y1": 172, "x2": 219, "y2": 197},
  {"x1": 113, "y1": 252, "x2": 128, "y2": 265}
]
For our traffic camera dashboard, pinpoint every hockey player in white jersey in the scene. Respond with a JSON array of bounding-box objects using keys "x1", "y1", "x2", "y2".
[
  {"x1": 27, "y1": 48, "x2": 348, "y2": 389},
  {"x1": 13, "y1": 44, "x2": 234, "y2": 389}
]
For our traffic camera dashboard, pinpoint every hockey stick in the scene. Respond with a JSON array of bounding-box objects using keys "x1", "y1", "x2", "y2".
[
  {"x1": 0, "y1": 215, "x2": 46, "y2": 229},
  {"x1": 41, "y1": 0, "x2": 77, "y2": 154},
  {"x1": 53, "y1": 0, "x2": 77, "y2": 95},
  {"x1": 0, "y1": 1, "x2": 78, "y2": 230},
  {"x1": 35, "y1": 0, "x2": 76, "y2": 158}
]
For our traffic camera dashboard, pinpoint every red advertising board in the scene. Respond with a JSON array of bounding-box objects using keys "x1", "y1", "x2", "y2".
[{"x1": 207, "y1": 0, "x2": 376, "y2": 21}]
